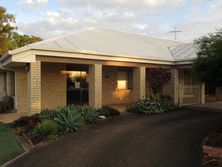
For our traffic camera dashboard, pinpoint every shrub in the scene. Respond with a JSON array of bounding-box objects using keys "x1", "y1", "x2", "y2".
[
  {"x1": 147, "y1": 68, "x2": 171, "y2": 95},
  {"x1": 16, "y1": 127, "x2": 26, "y2": 135},
  {"x1": 79, "y1": 105, "x2": 99, "y2": 124},
  {"x1": 127, "y1": 96, "x2": 174, "y2": 115},
  {"x1": 32, "y1": 120, "x2": 59, "y2": 139},
  {"x1": 54, "y1": 106, "x2": 83, "y2": 133},
  {"x1": 47, "y1": 134, "x2": 59, "y2": 141},
  {"x1": 97, "y1": 106, "x2": 120, "y2": 117},
  {"x1": 12, "y1": 114, "x2": 40, "y2": 127},
  {"x1": 39, "y1": 109, "x2": 58, "y2": 120}
]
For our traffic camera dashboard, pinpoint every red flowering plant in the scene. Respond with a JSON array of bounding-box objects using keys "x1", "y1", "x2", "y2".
[{"x1": 147, "y1": 68, "x2": 171, "y2": 96}]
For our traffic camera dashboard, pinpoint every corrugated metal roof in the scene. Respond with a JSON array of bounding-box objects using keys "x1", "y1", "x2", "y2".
[
  {"x1": 168, "y1": 43, "x2": 198, "y2": 61},
  {"x1": 17, "y1": 27, "x2": 198, "y2": 62}
]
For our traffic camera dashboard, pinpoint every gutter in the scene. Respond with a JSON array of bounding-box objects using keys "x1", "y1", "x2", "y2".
[
  {"x1": 0, "y1": 53, "x2": 11, "y2": 63},
  {"x1": 26, "y1": 47, "x2": 175, "y2": 64},
  {"x1": 2, "y1": 45, "x2": 194, "y2": 66}
]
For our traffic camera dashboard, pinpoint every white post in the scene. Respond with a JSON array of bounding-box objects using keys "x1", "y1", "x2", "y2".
[
  {"x1": 172, "y1": 68, "x2": 180, "y2": 106},
  {"x1": 133, "y1": 67, "x2": 146, "y2": 101},
  {"x1": 201, "y1": 83, "x2": 205, "y2": 104}
]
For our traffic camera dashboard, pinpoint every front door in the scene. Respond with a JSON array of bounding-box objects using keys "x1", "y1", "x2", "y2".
[{"x1": 67, "y1": 70, "x2": 89, "y2": 105}]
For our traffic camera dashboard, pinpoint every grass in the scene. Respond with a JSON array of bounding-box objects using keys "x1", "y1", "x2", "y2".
[{"x1": 0, "y1": 122, "x2": 24, "y2": 165}]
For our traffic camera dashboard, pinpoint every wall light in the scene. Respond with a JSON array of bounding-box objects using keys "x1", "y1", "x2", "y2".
[{"x1": 117, "y1": 80, "x2": 127, "y2": 90}]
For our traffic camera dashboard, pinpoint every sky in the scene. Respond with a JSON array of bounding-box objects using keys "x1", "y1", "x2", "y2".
[{"x1": 1, "y1": 0, "x2": 222, "y2": 42}]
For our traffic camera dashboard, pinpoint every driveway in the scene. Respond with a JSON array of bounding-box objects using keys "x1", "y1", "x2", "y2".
[{"x1": 9, "y1": 110, "x2": 222, "y2": 167}]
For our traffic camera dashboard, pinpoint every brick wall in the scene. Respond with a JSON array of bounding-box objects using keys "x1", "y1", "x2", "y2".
[
  {"x1": 102, "y1": 66, "x2": 133, "y2": 105},
  {"x1": 89, "y1": 64, "x2": 102, "y2": 108},
  {"x1": 27, "y1": 61, "x2": 41, "y2": 113},
  {"x1": 41, "y1": 62, "x2": 67, "y2": 110},
  {"x1": 16, "y1": 67, "x2": 28, "y2": 113}
]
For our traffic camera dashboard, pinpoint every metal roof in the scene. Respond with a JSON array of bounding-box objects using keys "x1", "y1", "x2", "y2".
[
  {"x1": 12, "y1": 27, "x2": 198, "y2": 62},
  {"x1": 168, "y1": 43, "x2": 198, "y2": 61}
]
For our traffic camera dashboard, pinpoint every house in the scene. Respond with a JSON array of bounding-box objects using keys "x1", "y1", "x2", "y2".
[
  {"x1": 0, "y1": 67, "x2": 15, "y2": 103},
  {"x1": 0, "y1": 27, "x2": 209, "y2": 120}
]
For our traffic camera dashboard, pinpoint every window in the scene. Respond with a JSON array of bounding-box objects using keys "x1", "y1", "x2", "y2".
[
  {"x1": 183, "y1": 71, "x2": 194, "y2": 96},
  {"x1": 117, "y1": 70, "x2": 133, "y2": 90},
  {"x1": 10, "y1": 72, "x2": 15, "y2": 96}
]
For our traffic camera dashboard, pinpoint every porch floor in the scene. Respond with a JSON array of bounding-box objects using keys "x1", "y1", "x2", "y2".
[
  {"x1": 107, "y1": 103, "x2": 133, "y2": 112},
  {"x1": 0, "y1": 112, "x2": 36, "y2": 124}
]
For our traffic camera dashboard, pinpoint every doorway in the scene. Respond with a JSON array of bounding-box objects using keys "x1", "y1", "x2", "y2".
[{"x1": 66, "y1": 65, "x2": 89, "y2": 105}]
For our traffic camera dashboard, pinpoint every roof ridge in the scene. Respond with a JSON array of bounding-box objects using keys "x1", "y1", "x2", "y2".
[{"x1": 92, "y1": 26, "x2": 183, "y2": 43}]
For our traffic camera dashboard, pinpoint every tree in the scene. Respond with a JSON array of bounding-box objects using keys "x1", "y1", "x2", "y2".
[
  {"x1": 9, "y1": 32, "x2": 42, "y2": 50},
  {"x1": 192, "y1": 29, "x2": 222, "y2": 87},
  {"x1": 147, "y1": 68, "x2": 171, "y2": 96},
  {"x1": 0, "y1": 6, "x2": 15, "y2": 56},
  {"x1": 0, "y1": 6, "x2": 42, "y2": 57}
]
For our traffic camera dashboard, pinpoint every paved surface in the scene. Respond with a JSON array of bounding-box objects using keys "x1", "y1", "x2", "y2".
[
  {"x1": 9, "y1": 110, "x2": 222, "y2": 167},
  {"x1": 188, "y1": 101, "x2": 222, "y2": 112},
  {"x1": 0, "y1": 112, "x2": 36, "y2": 123}
]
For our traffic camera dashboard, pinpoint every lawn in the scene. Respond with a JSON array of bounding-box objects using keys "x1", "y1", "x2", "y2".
[{"x1": 0, "y1": 122, "x2": 24, "y2": 165}]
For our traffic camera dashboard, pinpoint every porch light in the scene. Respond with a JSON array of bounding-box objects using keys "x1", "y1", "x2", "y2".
[
  {"x1": 117, "y1": 80, "x2": 127, "y2": 90},
  {"x1": 61, "y1": 71, "x2": 87, "y2": 78}
]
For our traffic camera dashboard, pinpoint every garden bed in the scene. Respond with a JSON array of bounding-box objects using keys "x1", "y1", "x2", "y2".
[
  {"x1": 201, "y1": 129, "x2": 222, "y2": 166},
  {"x1": 10, "y1": 105, "x2": 120, "y2": 146},
  {"x1": 127, "y1": 96, "x2": 179, "y2": 115}
]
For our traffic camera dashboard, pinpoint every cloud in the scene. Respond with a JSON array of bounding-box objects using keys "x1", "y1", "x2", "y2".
[
  {"x1": 175, "y1": 0, "x2": 222, "y2": 41},
  {"x1": 19, "y1": 0, "x2": 48, "y2": 4},
  {"x1": 59, "y1": 0, "x2": 184, "y2": 14},
  {"x1": 122, "y1": 11, "x2": 135, "y2": 19},
  {"x1": 15, "y1": 0, "x2": 222, "y2": 42}
]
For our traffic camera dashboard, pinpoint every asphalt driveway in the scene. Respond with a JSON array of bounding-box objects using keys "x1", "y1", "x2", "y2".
[{"x1": 9, "y1": 110, "x2": 222, "y2": 167}]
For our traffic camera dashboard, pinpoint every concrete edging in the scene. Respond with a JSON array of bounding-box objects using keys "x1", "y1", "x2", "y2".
[{"x1": 0, "y1": 151, "x2": 29, "y2": 167}]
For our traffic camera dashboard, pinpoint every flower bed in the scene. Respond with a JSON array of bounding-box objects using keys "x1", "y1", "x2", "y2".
[
  {"x1": 201, "y1": 129, "x2": 222, "y2": 166},
  {"x1": 127, "y1": 96, "x2": 178, "y2": 115},
  {"x1": 10, "y1": 105, "x2": 120, "y2": 146}
]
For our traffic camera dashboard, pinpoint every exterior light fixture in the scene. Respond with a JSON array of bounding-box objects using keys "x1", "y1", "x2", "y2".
[
  {"x1": 25, "y1": 63, "x2": 29, "y2": 71},
  {"x1": 117, "y1": 80, "x2": 127, "y2": 90}
]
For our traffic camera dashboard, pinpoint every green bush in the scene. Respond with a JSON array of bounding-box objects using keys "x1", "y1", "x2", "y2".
[
  {"x1": 79, "y1": 105, "x2": 99, "y2": 124},
  {"x1": 39, "y1": 109, "x2": 59, "y2": 120},
  {"x1": 127, "y1": 96, "x2": 174, "y2": 115},
  {"x1": 54, "y1": 106, "x2": 83, "y2": 132},
  {"x1": 32, "y1": 120, "x2": 59, "y2": 139},
  {"x1": 97, "y1": 106, "x2": 120, "y2": 117}
]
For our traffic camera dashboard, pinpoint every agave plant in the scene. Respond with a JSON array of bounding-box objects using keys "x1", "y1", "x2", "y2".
[
  {"x1": 79, "y1": 105, "x2": 99, "y2": 124},
  {"x1": 54, "y1": 106, "x2": 83, "y2": 132}
]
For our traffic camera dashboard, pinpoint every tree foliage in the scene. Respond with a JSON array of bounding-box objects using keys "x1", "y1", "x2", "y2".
[
  {"x1": 9, "y1": 32, "x2": 42, "y2": 50},
  {"x1": 147, "y1": 68, "x2": 171, "y2": 95},
  {"x1": 0, "y1": 6, "x2": 42, "y2": 57},
  {"x1": 0, "y1": 6, "x2": 15, "y2": 56},
  {"x1": 192, "y1": 29, "x2": 222, "y2": 87}
]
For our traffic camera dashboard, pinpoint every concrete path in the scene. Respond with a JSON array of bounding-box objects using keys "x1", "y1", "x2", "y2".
[{"x1": 9, "y1": 110, "x2": 222, "y2": 167}]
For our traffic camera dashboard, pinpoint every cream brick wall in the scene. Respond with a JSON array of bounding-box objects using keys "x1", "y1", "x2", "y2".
[
  {"x1": 133, "y1": 67, "x2": 146, "y2": 101},
  {"x1": 16, "y1": 67, "x2": 28, "y2": 113},
  {"x1": 27, "y1": 61, "x2": 41, "y2": 113},
  {"x1": 41, "y1": 63, "x2": 66, "y2": 110},
  {"x1": 102, "y1": 66, "x2": 133, "y2": 105},
  {"x1": 89, "y1": 64, "x2": 102, "y2": 109}
]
